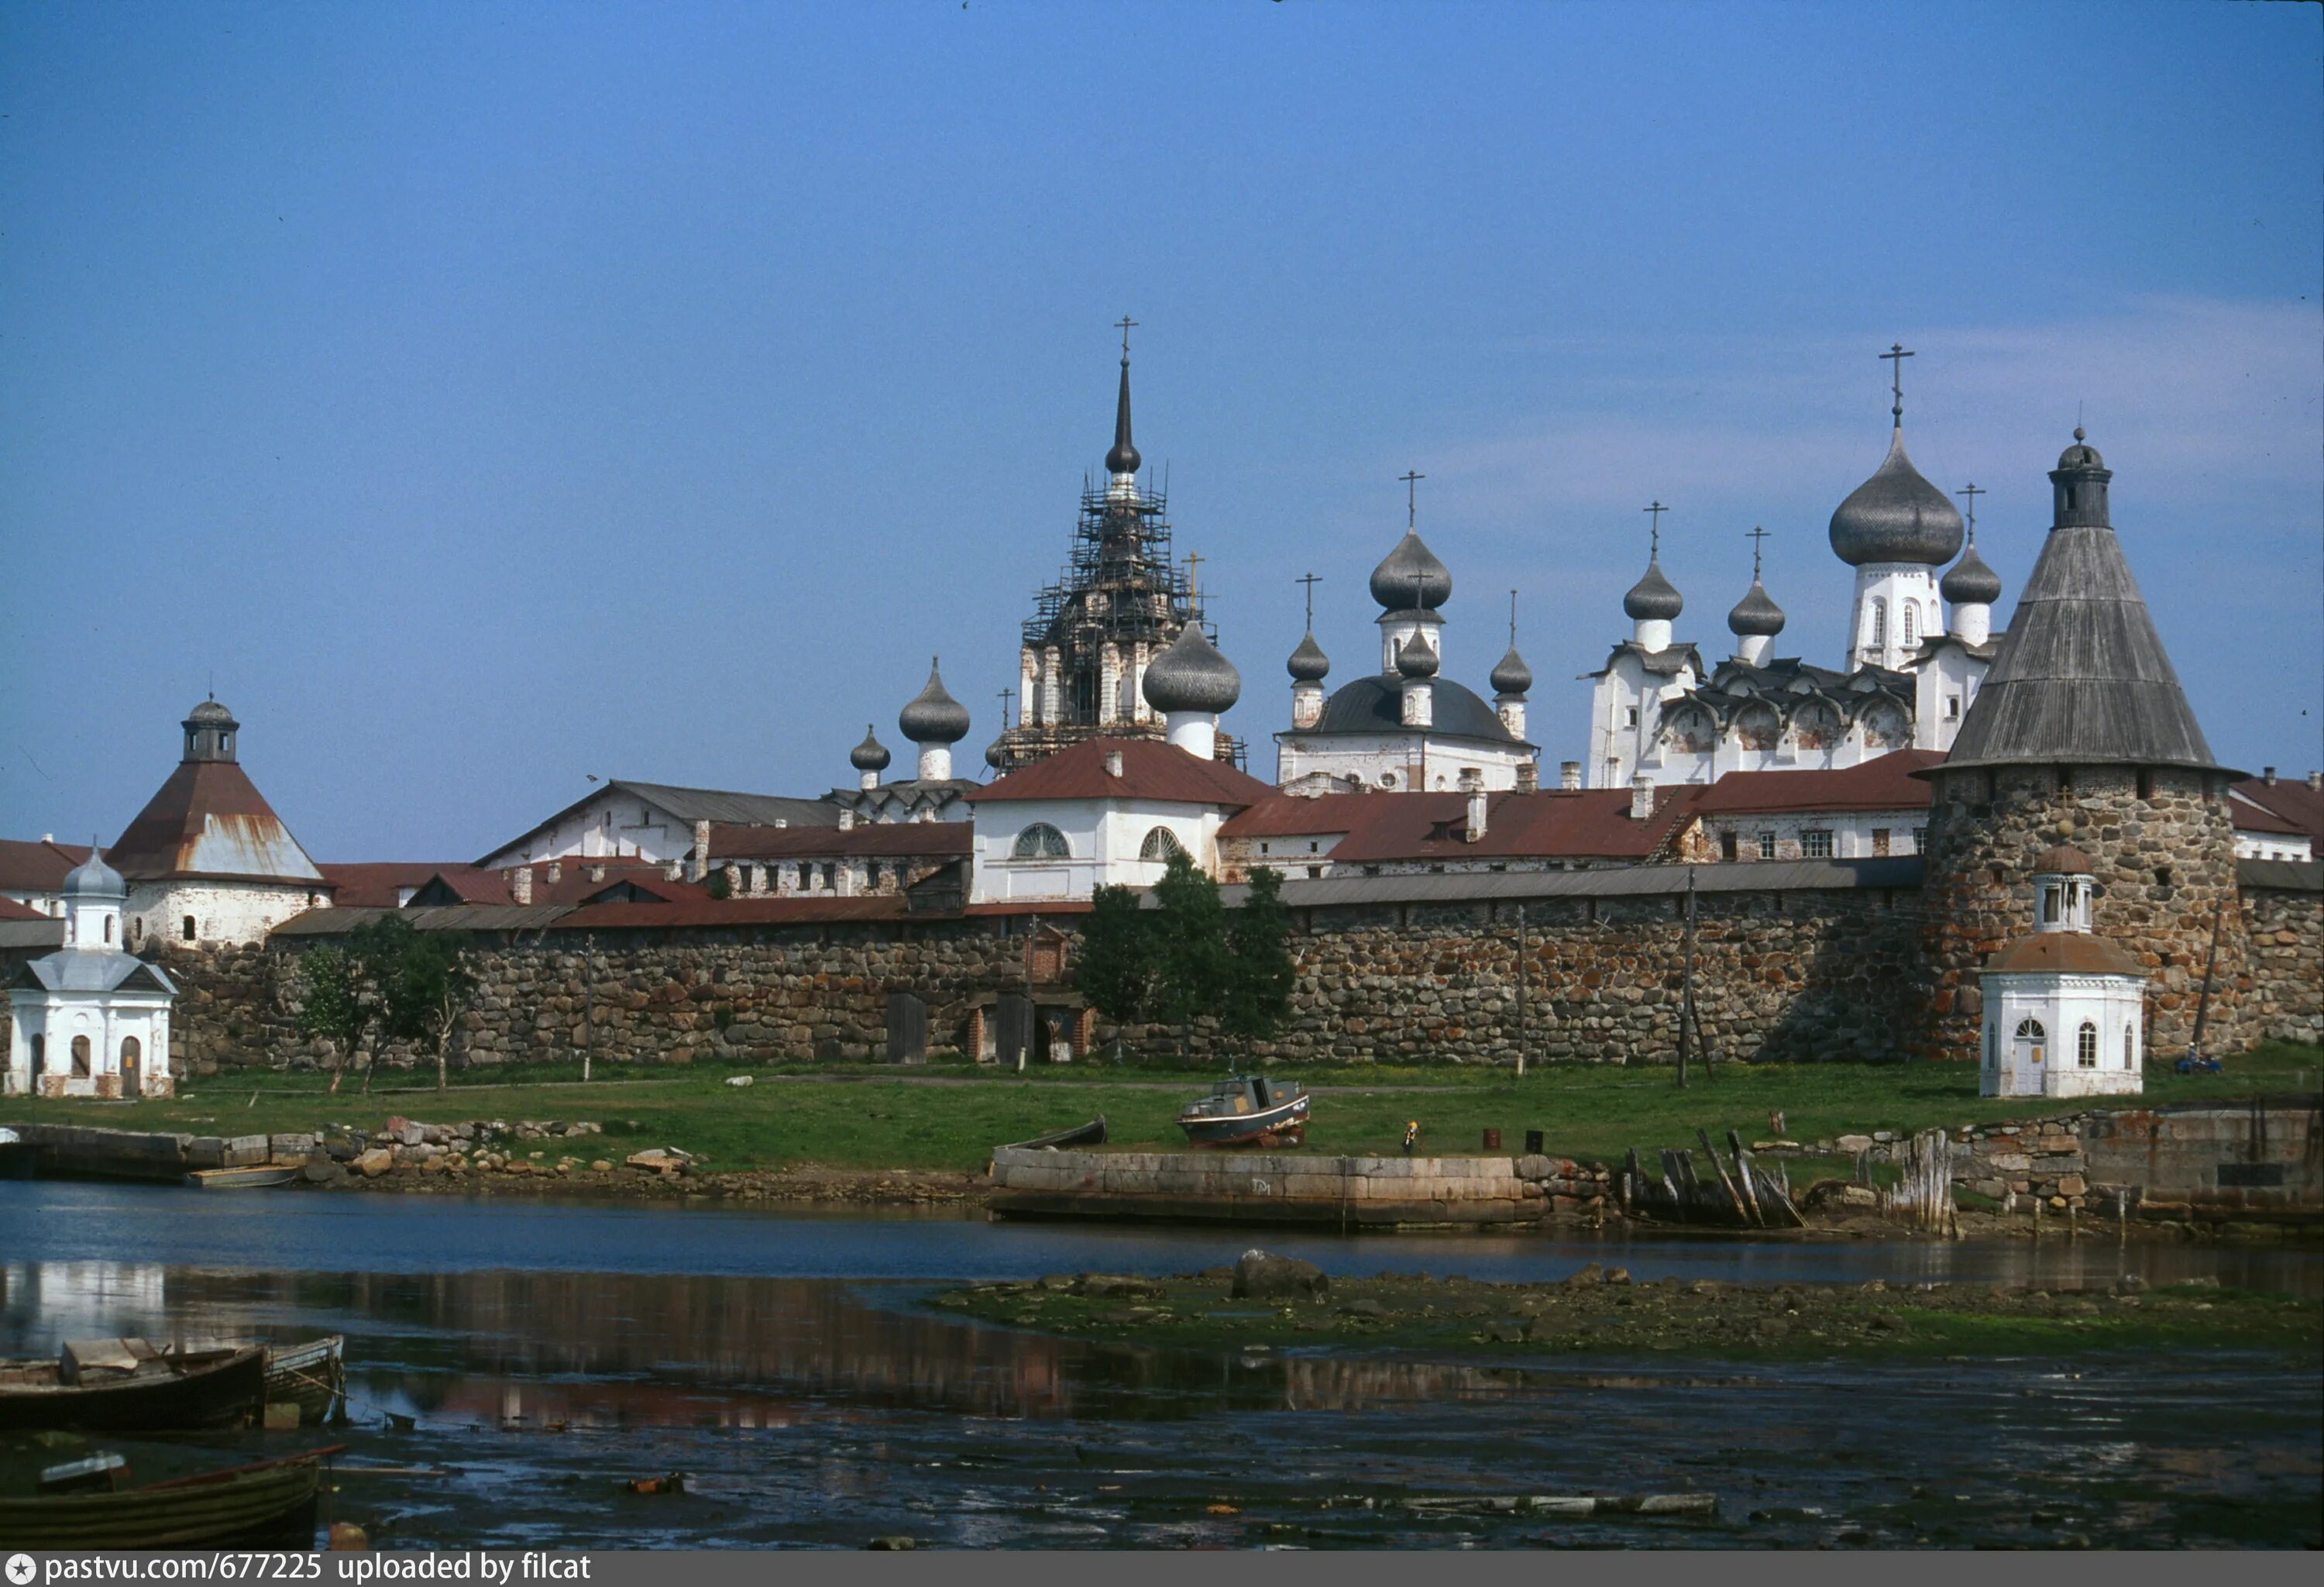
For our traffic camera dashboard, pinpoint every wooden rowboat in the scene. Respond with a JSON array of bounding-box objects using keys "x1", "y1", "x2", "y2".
[
  {"x1": 263, "y1": 1336, "x2": 346, "y2": 1427},
  {"x1": 1006, "y1": 1117, "x2": 1108, "y2": 1152},
  {"x1": 0, "y1": 1345, "x2": 267, "y2": 1434},
  {"x1": 0, "y1": 1445, "x2": 338, "y2": 1549},
  {"x1": 185, "y1": 1165, "x2": 301, "y2": 1189}
]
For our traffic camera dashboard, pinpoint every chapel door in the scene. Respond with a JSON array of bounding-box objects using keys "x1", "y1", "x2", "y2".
[
  {"x1": 2012, "y1": 1017, "x2": 2046, "y2": 1096},
  {"x1": 120, "y1": 1036, "x2": 141, "y2": 1099}
]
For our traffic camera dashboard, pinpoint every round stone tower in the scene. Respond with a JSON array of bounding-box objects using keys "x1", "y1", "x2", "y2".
[{"x1": 1916, "y1": 432, "x2": 2247, "y2": 1062}]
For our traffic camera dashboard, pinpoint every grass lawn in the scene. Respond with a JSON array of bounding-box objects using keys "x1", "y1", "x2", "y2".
[{"x1": 5, "y1": 1041, "x2": 2315, "y2": 1175}]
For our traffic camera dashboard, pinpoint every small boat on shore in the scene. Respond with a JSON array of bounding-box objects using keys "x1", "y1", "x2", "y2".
[
  {"x1": 1006, "y1": 1117, "x2": 1108, "y2": 1152},
  {"x1": 184, "y1": 1165, "x2": 301, "y2": 1190},
  {"x1": 0, "y1": 1343, "x2": 268, "y2": 1434},
  {"x1": 262, "y1": 1336, "x2": 346, "y2": 1427},
  {"x1": 1177, "y1": 1076, "x2": 1309, "y2": 1148},
  {"x1": 0, "y1": 1443, "x2": 339, "y2": 1548}
]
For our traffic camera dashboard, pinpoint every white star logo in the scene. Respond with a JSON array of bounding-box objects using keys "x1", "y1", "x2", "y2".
[{"x1": 6, "y1": 1554, "x2": 36, "y2": 1585}]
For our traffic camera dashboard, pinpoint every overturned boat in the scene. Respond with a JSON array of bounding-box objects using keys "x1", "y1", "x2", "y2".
[{"x1": 1177, "y1": 1076, "x2": 1308, "y2": 1148}]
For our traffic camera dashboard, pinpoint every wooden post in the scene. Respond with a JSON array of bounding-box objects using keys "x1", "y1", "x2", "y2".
[
  {"x1": 580, "y1": 933, "x2": 595, "y2": 1083},
  {"x1": 1697, "y1": 1128, "x2": 1748, "y2": 1224},
  {"x1": 2185, "y1": 895, "x2": 2226, "y2": 1065},
  {"x1": 1726, "y1": 1129, "x2": 1766, "y2": 1227}
]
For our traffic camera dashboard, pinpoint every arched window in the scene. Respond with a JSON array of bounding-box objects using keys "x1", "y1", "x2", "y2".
[
  {"x1": 103, "y1": 915, "x2": 113, "y2": 943},
  {"x1": 181, "y1": 915, "x2": 198, "y2": 942},
  {"x1": 1140, "y1": 827, "x2": 1187, "y2": 862},
  {"x1": 2076, "y1": 1021, "x2": 2098, "y2": 1068},
  {"x1": 1012, "y1": 824, "x2": 1068, "y2": 859},
  {"x1": 1901, "y1": 603, "x2": 1919, "y2": 647},
  {"x1": 2015, "y1": 1017, "x2": 2046, "y2": 1041},
  {"x1": 70, "y1": 1035, "x2": 91, "y2": 1078},
  {"x1": 2123, "y1": 1022, "x2": 2137, "y2": 1069},
  {"x1": 1868, "y1": 599, "x2": 1887, "y2": 650}
]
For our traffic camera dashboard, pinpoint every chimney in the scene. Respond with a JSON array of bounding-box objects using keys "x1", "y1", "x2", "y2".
[
  {"x1": 1629, "y1": 773, "x2": 1655, "y2": 821},
  {"x1": 839, "y1": 809, "x2": 856, "y2": 831},
  {"x1": 1559, "y1": 760, "x2": 1582, "y2": 791},
  {"x1": 545, "y1": 859, "x2": 562, "y2": 886},
  {"x1": 2310, "y1": 770, "x2": 2322, "y2": 792},
  {"x1": 1514, "y1": 759, "x2": 1539, "y2": 794},
  {"x1": 663, "y1": 859, "x2": 682, "y2": 881},
  {"x1": 722, "y1": 862, "x2": 740, "y2": 896},
  {"x1": 1105, "y1": 748, "x2": 1125, "y2": 778},
  {"x1": 2262, "y1": 766, "x2": 2277, "y2": 785},
  {"x1": 586, "y1": 863, "x2": 606, "y2": 883},
  {"x1": 1460, "y1": 767, "x2": 1487, "y2": 842},
  {"x1": 509, "y1": 866, "x2": 533, "y2": 905},
  {"x1": 689, "y1": 819, "x2": 710, "y2": 883}
]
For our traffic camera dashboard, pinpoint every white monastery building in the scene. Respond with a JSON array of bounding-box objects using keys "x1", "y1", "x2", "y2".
[
  {"x1": 7, "y1": 849, "x2": 178, "y2": 1098},
  {"x1": 1587, "y1": 351, "x2": 2005, "y2": 791},
  {"x1": 1978, "y1": 845, "x2": 2146, "y2": 1100}
]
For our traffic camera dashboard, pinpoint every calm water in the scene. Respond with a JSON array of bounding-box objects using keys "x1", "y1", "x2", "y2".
[{"x1": 2, "y1": 1183, "x2": 2317, "y2": 1549}]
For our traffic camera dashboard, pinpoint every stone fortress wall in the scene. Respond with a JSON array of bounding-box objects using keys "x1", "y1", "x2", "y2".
[{"x1": 4, "y1": 859, "x2": 2309, "y2": 1079}]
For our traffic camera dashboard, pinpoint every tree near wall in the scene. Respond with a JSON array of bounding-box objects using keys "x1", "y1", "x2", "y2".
[
  {"x1": 1075, "y1": 883, "x2": 1157, "y2": 1055},
  {"x1": 370, "y1": 919, "x2": 477, "y2": 1093},
  {"x1": 291, "y1": 945, "x2": 370, "y2": 1094},
  {"x1": 1219, "y1": 866, "x2": 1294, "y2": 1052},
  {"x1": 1148, "y1": 851, "x2": 1232, "y2": 1031}
]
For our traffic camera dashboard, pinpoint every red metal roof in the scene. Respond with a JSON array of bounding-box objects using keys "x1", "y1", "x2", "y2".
[
  {"x1": 1217, "y1": 794, "x2": 1379, "y2": 839},
  {"x1": 706, "y1": 821, "x2": 972, "y2": 860},
  {"x1": 320, "y1": 862, "x2": 512, "y2": 908},
  {"x1": 1325, "y1": 786, "x2": 1706, "y2": 865},
  {"x1": 108, "y1": 760, "x2": 325, "y2": 884},
  {"x1": 964, "y1": 736, "x2": 1275, "y2": 808},
  {"x1": 1690, "y1": 751, "x2": 1944, "y2": 817},
  {"x1": 2231, "y1": 776, "x2": 2322, "y2": 839},
  {"x1": 0, "y1": 838, "x2": 92, "y2": 893},
  {"x1": 0, "y1": 895, "x2": 53, "y2": 921}
]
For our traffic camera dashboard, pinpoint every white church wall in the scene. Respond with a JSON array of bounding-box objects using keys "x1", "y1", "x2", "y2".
[
  {"x1": 1278, "y1": 732, "x2": 1528, "y2": 794},
  {"x1": 1912, "y1": 644, "x2": 1986, "y2": 752},
  {"x1": 1587, "y1": 652, "x2": 1696, "y2": 788},
  {"x1": 8, "y1": 993, "x2": 173, "y2": 1099},
  {"x1": 969, "y1": 797, "x2": 1226, "y2": 904},
  {"x1": 479, "y1": 790, "x2": 695, "y2": 869},
  {"x1": 1979, "y1": 973, "x2": 2145, "y2": 1100},
  {"x1": 128, "y1": 881, "x2": 321, "y2": 950}
]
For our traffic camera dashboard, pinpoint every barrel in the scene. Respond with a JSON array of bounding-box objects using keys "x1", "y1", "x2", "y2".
[{"x1": 1481, "y1": 1128, "x2": 1501, "y2": 1150}]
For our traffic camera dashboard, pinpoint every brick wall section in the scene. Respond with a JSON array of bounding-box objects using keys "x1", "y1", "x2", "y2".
[
  {"x1": 2240, "y1": 881, "x2": 2323, "y2": 1044},
  {"x1": 1918, "y1": 765, "x2": 2249, "y2": 1063}
]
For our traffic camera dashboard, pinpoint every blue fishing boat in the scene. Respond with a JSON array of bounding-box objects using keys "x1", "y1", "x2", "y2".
[{"x1": 1176, "y1": 1076, "x2": 1308, "y2": 1148}]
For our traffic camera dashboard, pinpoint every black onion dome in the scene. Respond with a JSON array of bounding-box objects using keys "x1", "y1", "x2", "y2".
[
  {"x1": 1622, "y1": 556, "x2": 1683, "y2": 621},
  {"x1": 985, "y1": 738, "x2": 1007, "y2": 770},
  {"x1": 1287, "y1": 630, "x2": 1332, "y2": 683},
  {"x1": 1940, "y1": 541, "x2": 2003, "y2": 605},
  {"x1": 1105, "y1": 359, "x2": 1140, "y2": 476},
  {"x1": 1828, "y1": 430, "x2": 1965, "y2": 566},
  {"x1": 1394, "y1": 631, "x2": 1439, "y2": 679},
  {"x1": 1369, "y1": 531, "x2": 1452, "y2": 611},
  {"x1": 1142, "y1": 624, "x2": 1242, "y2": 714},
  {"x1": 899, "y1": 659, "x2": 971, "y2": 745},
  {"x1": 1727, "y1": 577, "x2": 1786, "y2": 638},
  {"x1": 849, "y1": 725, "x2": 892, "y2": 773},
  {"x1": 1489, "y1": 644, "x2": 1532, "y2": 696}
]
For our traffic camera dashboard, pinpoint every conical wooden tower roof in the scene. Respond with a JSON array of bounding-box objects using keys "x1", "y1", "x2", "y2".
[{"x1": 1942, "y1": 435, "x2": 2221, "y2": 773}]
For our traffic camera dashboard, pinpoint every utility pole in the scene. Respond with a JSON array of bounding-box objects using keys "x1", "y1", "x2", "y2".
[
  {"x1": 1676, "y1": 869, "x2": 1698, "y2": 1088},
  {"x1": 1513, "y1": 903, "x2": 1528, "y2": 1079},
  {"x1": 581, "y1": 933, "x2": 595, "y2": 1083}
]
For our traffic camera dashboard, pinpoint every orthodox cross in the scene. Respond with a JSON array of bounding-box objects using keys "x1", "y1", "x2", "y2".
[
  {"x1": 1116, "y1": 315, "x2": 1137, "y2": 362},
  {"x1": 997, "y1": 687, "x2": 1015, "y2": 731},
  {"x1": 1399, "y1": 470, "x2": 1425, "y2": 529},
  {"x1": 1746, "y1": 524, "x2": 1771, "y2": 579},
  {"x1": 1880, "y1": 343, "x2": 1914, "y2": 422},
  {"x1": 1508, "y1": 588, "x2": 1519, "y2": 645},
  {"x1": 1642, "y1": 500, "x2": 1667, "y2": 557},
  {"x1": 1182, "y1": 549, "x2": 1204, "y2": 606},
  {"x1": 1296, "y1": 571, "x2": 1322, "y2": 629},
  {"x1": 1956, "y1": 482, "x2": 1985, "y2": 544}
]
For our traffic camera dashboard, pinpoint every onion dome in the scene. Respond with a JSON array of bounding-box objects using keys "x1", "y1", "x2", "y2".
[
  {"x1": 849, "y1": 725, "x2": 892, "y2": 773},
  {"x1": 1727, "y1": 577, "x2": 1786, "y2": 639},
  {"x1": 63, "y1": 848, "x2": 126, "y2": 900},
  {"x1": 2033, "y1": 844, "x2": 2095, "y2": 876},
  {"x1": 1142, "y1": 624, "x2": 1242, "y2": 714},
  {"x1": 898, "y1": 659, "x2": 971, "y2": 745},
  {"x1": 1622, "y1": 555, "x2": 1683, "y2": 621},
  {"x1": 985, "y1": 738, "x2": 1007, "y2": 770},
  {"x1": 1369, "y1": 531, "x2": 1452, "y2": 611},
  {"x1": 1394, "y1": 631, "x2": 1439, "y2": 680},
  {"x1": 1287, "y1": 631, "x2": 1332, "y2": 683},
  {"x1": 1105, "y1": 356, "x2": 1140, "y2": 476},
  {"x1": 1489, "y1": 644, "x2": 1532, "y2": 697},
  {"x1": 1828, "y1": 430, "x2": 1965, "y2": 567},
  {"x1": 1940, "y1": 540, "x2": 2003, "y2": 606}
]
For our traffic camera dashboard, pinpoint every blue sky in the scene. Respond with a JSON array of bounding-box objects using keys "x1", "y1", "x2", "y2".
[{"x1": 4, "y1": 1, "x2": 2319, "y2": 859}]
